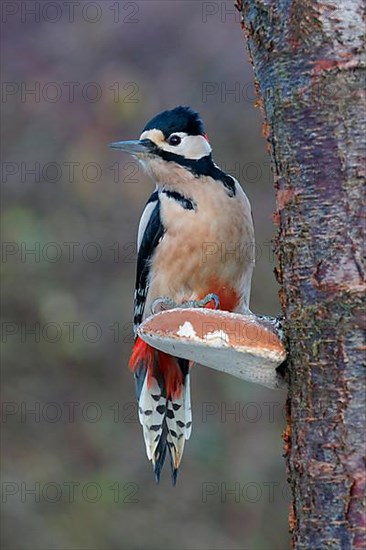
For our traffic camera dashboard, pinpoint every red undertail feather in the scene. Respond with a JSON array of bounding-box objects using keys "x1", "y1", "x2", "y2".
[
  {"x1": 157, "y1": 352, "x2": 183, "y2": 399},
  {"x1": 128, "y1": 337, "x2": 154, "y2": 373},
  {"x1": 129, "y1": 337, "x2": 183, "y2": 399}
]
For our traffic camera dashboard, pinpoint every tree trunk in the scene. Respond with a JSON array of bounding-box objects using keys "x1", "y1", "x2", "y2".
[{"x1": 236, "y1": 0, "x2": 365, "y2": 547}]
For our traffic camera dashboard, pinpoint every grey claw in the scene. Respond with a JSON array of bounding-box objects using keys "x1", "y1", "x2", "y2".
[
  {"x1": 201, "y1": 293, "x2": 220, "y2": 310},
  {"x1": 151, "y1": 296, "x2": 178, "y2": 315},
  {"x1": 150, "y1": 293, "x2": 221, "y2": 315},
  {"x1": 181, "y1": 293, "x2": 220, "y2": 310}
]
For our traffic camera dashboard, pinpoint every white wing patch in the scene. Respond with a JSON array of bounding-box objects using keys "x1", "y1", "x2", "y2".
[{"x1": 137, "y1": 195, "x2": 159, "y2": 251}]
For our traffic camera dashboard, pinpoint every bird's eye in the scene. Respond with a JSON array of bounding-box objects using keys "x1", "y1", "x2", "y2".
[{"x1": 168, "y1": 135, "x2": 181, "y2": 146}]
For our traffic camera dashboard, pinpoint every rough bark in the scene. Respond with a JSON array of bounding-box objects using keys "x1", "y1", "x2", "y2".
[{"x1": 236, "y1": 0, "x2": 365, "y2": 548}]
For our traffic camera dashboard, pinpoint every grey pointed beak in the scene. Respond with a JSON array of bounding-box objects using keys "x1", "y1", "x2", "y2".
[{"x1": 108, "y1": 139, "x2": 153, "y2": 157}]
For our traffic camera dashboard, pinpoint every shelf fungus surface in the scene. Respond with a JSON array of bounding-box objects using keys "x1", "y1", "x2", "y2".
[{"x1": 138, "y1": 308, "x2": 287, "y2": 390}]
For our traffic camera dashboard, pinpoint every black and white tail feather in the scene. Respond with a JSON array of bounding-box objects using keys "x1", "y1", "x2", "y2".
[{"x1": 135, "y1": 359, "x2": 192, "y2": 484}]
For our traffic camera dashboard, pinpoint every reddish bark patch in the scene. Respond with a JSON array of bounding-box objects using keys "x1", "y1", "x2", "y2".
[
  {"x1": 277, "y1": 188, "x2": 297, "y2": 211},
  {"x1": 313, "y1": 55, "x2": 355, "y2": 74}
]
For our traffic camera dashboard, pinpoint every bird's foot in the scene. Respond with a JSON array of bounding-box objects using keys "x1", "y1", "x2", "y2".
[
  {"x1": 151, "y1": 296, "x2": 178, "y2": 315},
  {"x1": 151, "y1": 293, "x2": 220, "y2": 315},
  {"x1": 181, "y1": 293, "x2": 220, "y2": 310}
]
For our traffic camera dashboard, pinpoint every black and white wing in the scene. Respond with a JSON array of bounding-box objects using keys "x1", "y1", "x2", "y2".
[
  {"x1": 133, "y1": 190, "x2": 164, "y2": 338},
  {"x1": 132, "y1": 190, "x2": 164, "y2": 403}
]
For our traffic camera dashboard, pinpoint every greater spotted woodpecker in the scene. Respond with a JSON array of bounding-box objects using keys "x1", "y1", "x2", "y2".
[{"x1": 110, "y1": 106, "x2": 254, "y2": 484}]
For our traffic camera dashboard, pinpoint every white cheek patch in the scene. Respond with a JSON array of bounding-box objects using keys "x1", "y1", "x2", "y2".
[
  {"x1": 162, "y1": 134, "x2": 211, "y2": 159},
  {"x1": 174, "y1": 134, "x2": 212, "y2": 159},
  {"x1": 139, "y1": 129, "x2": 212, "y2": 160}
]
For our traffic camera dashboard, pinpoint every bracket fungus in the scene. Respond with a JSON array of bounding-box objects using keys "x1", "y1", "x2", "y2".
[{"x1": 138, "y1": 308, "x2": 287, "y2": 390}]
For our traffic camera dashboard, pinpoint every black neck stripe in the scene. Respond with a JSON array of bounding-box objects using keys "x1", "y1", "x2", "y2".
[
  {"x1": 158, "y1": 151, "x2": 236, "y2": 197},
  {"x1": 146, "y1": 190, "x2": 159, "y2": 204},
  {"x1": 161, "y1": 190, "x2": 196, "y2": 211}
]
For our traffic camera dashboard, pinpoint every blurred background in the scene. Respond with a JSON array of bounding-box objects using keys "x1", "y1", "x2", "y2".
[{"x1": 1, "y1": 1, "x2": 289, "y2": 549}]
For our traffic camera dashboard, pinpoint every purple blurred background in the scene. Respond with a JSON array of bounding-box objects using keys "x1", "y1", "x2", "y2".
[{"x1": 1, "y1": 1, "x2": 289, "y2": 549}]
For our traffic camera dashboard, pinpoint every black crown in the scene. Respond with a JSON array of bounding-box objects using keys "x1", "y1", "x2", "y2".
[{"x1": 143, "y1": 106, "x2": 206, "y2": 138}]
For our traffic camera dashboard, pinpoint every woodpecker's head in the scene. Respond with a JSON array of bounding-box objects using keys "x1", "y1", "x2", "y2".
[{"x1": 109, "y1": 106, "x2": 212, "y2": 182}]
